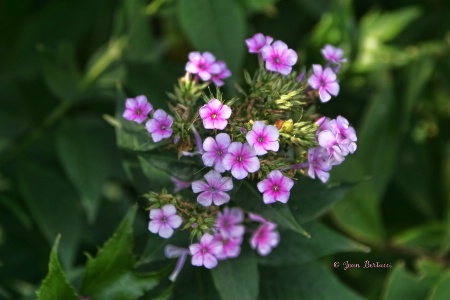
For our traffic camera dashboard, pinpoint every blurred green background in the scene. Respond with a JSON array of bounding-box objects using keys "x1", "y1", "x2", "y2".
[{"x1": 0, "y1": 0, "x2": 449, "y2": 299}]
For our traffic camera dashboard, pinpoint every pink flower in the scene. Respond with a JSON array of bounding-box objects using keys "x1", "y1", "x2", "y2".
[
  {"x1": 250, "y1": 222, "x2": 280, "y2": 256},
  {"x1": 246, "y1": 121, "x2": 280, "y2": 155},
  {"x1": 257, "y1": 170, "x2": 294, "y2": 204},
  {"x1": 216, "y1": 207, "x2": 244, "y2": 238},
  {"x1": 211, "y1": 61, "x2": 231, "y2": 86},
  {"x1": 261, "y1": 40, "x2": 298, "y2": 75},
  {"x1": 307, "y1": 147, "x2": 333, "y2": 183},
  {"x1": 199, "y1": 98, "x2": 232, "y2": 130},
  {"x1": 185, "y1": 52, "x2": 220, "y2": 81},
  {"x1": 321, "y1": 44, "x2": 347, "y2": 64},
  {"x1": 170, "y1": 177, "x2": 191, "y2": 193},
  {"x1": 214, "y1": 234, "x2": 243, "y2": 260},
  {"x1": 165, "y1": 245, "x2": 189, "y2": 282},
  {"x1": 222, "y1": 142, "x2": 260, "y2": 180},
  {"x1": 190, "y1": 233, "x2": 223, "y2": 269},
  {"x1": 202, "y1": 133, "x2": 231, "y2": 173},
  {"x1": 148, "y1": 204, "x2": 182, "y2": 238},
  {"x1": 191, "y1": 170, "x2": 233, "y2": 206},
  {"x1": 122, "y1": 95, "x2": 153, "y2": 124},
  {"x1": 145, "y1": 109, "x2": 174, "y2": 142},
  {"x1": 245, "y1": 33, "x2": 273, "y2": 53},
  {"x1": 307, "y1": 65, "x2": 340, "y2": 102}
]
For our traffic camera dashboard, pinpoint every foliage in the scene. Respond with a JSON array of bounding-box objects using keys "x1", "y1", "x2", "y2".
[{"x1": 0, "y1": 0, "x2": 449, "y2": 299}]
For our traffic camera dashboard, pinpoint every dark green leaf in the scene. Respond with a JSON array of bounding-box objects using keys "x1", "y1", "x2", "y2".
[
  {"x1": 38, "y1": 42, "x2": 81, "y2": 100},
  {"x1": 259, "y1": 261, "x2": 363, "y2": 300},
  {"x1": 428, "y1": 272, "x2": 450, "y2": 300},
  {"x1": 80, "y1": 205, "x2": 159, "y2": 300},
  {"x1": 18, "y1": 165, "x2": 83, "y2": 267},
  {"x1": 211, "y1": 250, "x2": 258, "y2": 300},
  {"x1": 36, "y1": 235, "x2": 78, "y2": 300},
  {"x1": 172, "y1": 264, "x2": 220, "y2": 300},
  {"x1": 56, "y1": 117, "x2": 114, "y2": 223},
  {"x1": 288, "y1": 176, "x2": 355, "y2": 225},
  {"x1": 233, "y1": 181, "x2": 309, "y2": 236},
  {"x1": 392, "y1": 222, "x2": 444, "y2": 250},
  {"x1": 177, "y1": 0, "x2": 246, "y2": 76},
  {"x1": 258, "y1": 221, "x2": 369, "y2": 266}
]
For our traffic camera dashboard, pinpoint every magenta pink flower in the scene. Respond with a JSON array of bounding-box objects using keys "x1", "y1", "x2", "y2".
[
  {"x1": 250, "y1": 222, "x2": 280, "y2": 256},
  {"x1": 321, "y1": 44, "x2": 347, "y2": 64},
  {"x1": 123, "y1": 95, "x2": 153, "y2": 124},
  {"x1": 148, "y1": 204, "x2": 182, "y2": 238},
  {"x1": 211, "y1": 61, "x2": 231, "y2": 86},
  {"x1": 191, "y1": 170, "x2": 233, "y2": 206},
  {"x1": 199, "y1": 98, "x2": 232, "y2": 130},
  {"x1": 307, "y1": 147, "x2": 333, "y2": 183},
  {"x1": 190, "y1": 233, "x2": 223, "y2": 269},
  {"x1": 222, "y1": 142, "x2": 260, "y2": 180},
  {"x1": 261, "y1": 40, "x2": 298, "y2": 75},
  {"x1": 246, "y1": 121, "x2": 279, "y2": 155},
  {"x1": 245, "y1": 33, "x2": 273, "y2": 53},
  {"x1": 202, "y1": 133, "x2": 231, "y2": 173},
  {"x1": 308, "y1": 65, "x2": 340, "y2": 102},
  {"x1": 216, "y1": 207, "x2": 244, "y2": 238},
  {"x1": 257, "y1": 170, "x2": 294, "y2": 204},
  {"x1": 214, "y1": 234, "x2": 243, "y2": 260},
  {"x1": 145, "y1": 109, "x2": 174, "y2": 142},
  {"x1": 185, "y1": 52, "x2": 220, "y2": 81}
]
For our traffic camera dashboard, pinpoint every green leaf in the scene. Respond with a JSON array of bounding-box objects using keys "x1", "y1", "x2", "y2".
[
  {"x1": 288, "y1": 176, "x2": 355, "y2": 225},
  {"x1": 172, "y1": 265, "x2": 220, "y2": 300},
  {"x1": 36, "y1": 235, "x2": 78, "y2": 300},
  {"x1": 211, "y1": 250, "x2": 259, "y2": 300},
  {"x1": 233, "y1": 180, "x2": 309, "y2": 237},
  {"x1": 18, "y1": 165, "x2": 83, "y2": 267},
  {"x1": 80, "y1": 205, "x2": 159, "y2": 300},
  {"x1": 259, "y1": 261, "x2": 363, "y2": 300},
  {"x1": 392, "y1": 222, "x2": 444, "y2": 250},
  {"x1": 382, "y1": 263, "x2": 435, "y2": 300},
  {"x1": 38, "y1": 42, "x2": 81, "y2": 100},
  {"x1": 258, "y1": 221, "x2": 369, "y2": 266},
  {"x1": 428, "y1": 272, "x2": 450, "y2": 300},
  {"x1": 56, "y1": 117, "x2": 113, "y2": 223},
  {"x1": 177, "y1": 0, "x2": 246, "y2": 76}
]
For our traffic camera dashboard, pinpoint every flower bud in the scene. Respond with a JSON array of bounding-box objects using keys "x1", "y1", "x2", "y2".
[{"x1": 281, "y1": 119, "x2": 294, "y2": 133}]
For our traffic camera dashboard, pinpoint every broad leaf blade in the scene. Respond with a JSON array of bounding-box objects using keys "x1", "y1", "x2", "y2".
[{"x1": 36, "y1": 235, "x2": 78, "y2": 300}]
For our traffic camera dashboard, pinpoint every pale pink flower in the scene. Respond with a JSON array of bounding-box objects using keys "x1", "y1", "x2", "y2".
[
  {"x1": 191, "y1": 170, "x2": 233, "y2": 206},
  {"x1": 190, "y1": 233, "x2": 223, "y2": 269},
  {"x1": 246, "y1": 121, "x2": 279, "y2": 155},
  {"x1": 321, "y1": 44, "x2": 347, "y2": 64},
  {"x1": 202, "y1": 133, "x2": 231, "y2": 173},
  {"x1": 214, "y1": 234, "x2": 243, "y2": 260},
  {"x1": 148, "y1": 204, "x2": 182, "y2": 238},
  {"x1": 216, "y1": 207, "x2": 244, "y2": 238},
  {"x1": 257, "y1": 170, "x2": 294, "y2": 204},
  {"x1": 145, "y1": 109, "x2": 174, "y2": 142},
  {"x1": 307, "y1": 147, "x2": 333, "y2": 183},
  {"x1": 261, "y1": 40, "x2": 298, "y2": 75},
  {"x1": 199, "y1": 98, "x2": 232, "y2": 130},
  {"x1": 245, "y1": 33, "x2": 273, "y2": 53},
  {"x1": 222, "y1": 142, "x2": 260, "y2": 180},
  {"x1": 211, "y1": 61, "x2": 231, "y2": 86},
  {"x1": 308, "y1": 65, "x2": 340, "y2": 102},
  {"x1": 122, "y1": 95, "x2": 153, "y2": 124},
  {"x1": 250, "y1": 222, "x2": 280, "y2": 256},
  {"x1": 185, "y1": 52, "x2": 220, "y2": 81}
]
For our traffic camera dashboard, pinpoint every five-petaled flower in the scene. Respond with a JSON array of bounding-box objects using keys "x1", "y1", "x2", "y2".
[
  {"x1": 199, "y1": 98, "x2": 232, "y2": 130},
  {"x1": 202, "y1": 133, "x2": 231, "y2": 173},
  {"x1": 148, "y1": 204, "x2": 182, "y2": 238},
  {"x1": 308, "y1": 64, "x2": 340, "y2": 102},
  {"x1": 246, "y1": 121, "x2": 280, "y2": 155},
  {"x1": 261, "y1": 40, "x2": 298, "y2": 75},
  {"x1": 123, "y1": 95, "x2": 153, "y2": 124},
  {"x1": 214, "y1": 234, "x2": 243, "y2": 260},
  {"x1": 307, "y1": 147, "x2": 333, "y2": 183},
  {"x1": 191, "y1": 170, "x2": 233, "y2": 206},
  {"x1": 250, "y1": 221, "x2": 280, "y2": 256},
  {"x1": 211, "y1": 61, "x2": 231, "y2": 87},
  {"x1": 245, "y1": 33, "x2": 273, "y2": 53},
  {"x1": 257, "y1": 170, "x2": 294, "y2": 204},
  {"x1": 216, "y1": 207, "x2": 245, "y2": 238},
  {"x1": 146, "y1": 109, "x2": 174, "y2": 142},
  {"x1": 222, "y1": 142, "x2": 260, "y2": 180},
  {"x1": 190, "y1": 233, "x2": 223, "y2": 269},
  {"x1": 185, "y1": 52, "x2": 220, "y2": 81},
  {"x1": 321, "y1": 44, "x2": 347, "y2": 64}
]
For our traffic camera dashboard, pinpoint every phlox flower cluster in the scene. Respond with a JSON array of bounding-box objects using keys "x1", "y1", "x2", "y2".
[{"x1": 121, "y1": 33, "x2": 357, "y2": 276}]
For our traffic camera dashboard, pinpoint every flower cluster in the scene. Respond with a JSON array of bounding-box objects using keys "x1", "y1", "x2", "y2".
[{"x1": 121, "y1": 34, "x2": 356, "y2": 277}]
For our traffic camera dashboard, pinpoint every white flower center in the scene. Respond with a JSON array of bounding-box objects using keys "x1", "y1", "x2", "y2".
[
  {"x1": 161, "y1": 125, "x2": 166, "y2": 130},
  {"x1": 258, "y1": 136, "x2": 264, "y2": 143},
  {"x1": 212, "y1": 113, "x2": 217, "y2": 119},
  {"x1": 272, "y1": 185, "x2": 279, "y2": 192},
  {"x1": 237, "y1": 156, "x2": 243, "y2": 162}
]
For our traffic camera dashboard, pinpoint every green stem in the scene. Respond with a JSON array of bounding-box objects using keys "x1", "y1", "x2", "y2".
[{"x1": 0, "y1": 100, "x2": 72, "y2": 168}]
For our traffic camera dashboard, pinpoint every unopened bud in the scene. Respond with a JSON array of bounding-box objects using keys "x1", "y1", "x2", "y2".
[{"x1": 281, "y1": 119, "x2": 294, "y2": 133}]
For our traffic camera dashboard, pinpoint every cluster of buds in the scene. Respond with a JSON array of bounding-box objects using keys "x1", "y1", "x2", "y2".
[{"x1": 122, "y1": 33, "x2": 357, "y2": 276}]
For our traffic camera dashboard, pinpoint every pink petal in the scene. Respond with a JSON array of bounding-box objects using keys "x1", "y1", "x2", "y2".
[
  {"x1": 198, "y1": 70, "x2": 211, "y2": 81},
  {"x1": 231, "y1": 163, "x2": 248, "y2": 180},
  {"x1": 161, "y1": 204, "x2": 176, "y2": 216},
  {"x1": 308, "y1": 74, "x2": 320, "y2": 89},
  {"x1": 263, "y1": 191, "x2": 277, "y2": 204},
  {"x1": 159, "y1": 224, "x2": 174, "y2": 238},
  {"x1": 208, "y1": 98, "x2": 223, "y2": 111},
  {"x1": 197, "y1": 191, "x2": 213, "y2": 206},
  {"x1": 243, "y1": 156, "x2": 260, "y2": 173},
  {"x1": 214, "y1": 161, "x2": 226, "y2": 173},
  {"x1": 201, "y1": 233, "x2": 215, "y2": 244},
  {"x1": 123, "y1": 109, "x2": 135, "y2": 120},
  {"x1": 186, "y1": 62, "x2": 198, "y2": 73},
  {"x1": 284, "y1": 49, "x2": 298, "y2": 65},
  {"x1": 215, "y1": 133, "x2": 231, "y2": 147},
  {"x1": 319, "y1": 88, "x2": 331, "y2": 102},
  {"x1": 145, "y1": 119, "x2": 158, "y2": 133},
  {"x1": 276, "y1": 65, "x2": 292, "y2": 75},
  {"x1": 318, "y1": 130, "x2": 336, "y2": 148},
  {"x1": 189, "y1": 243, "x2": 201, "y2": 255},
  {"x1": 202, "y1": 253, "x2": 218, "y2": 269},
  {"x1": 246, "y1": 129, "x2": 259, "y2": 146},
  {"x1": 191, "y1": 253, "x2": 204, "y2": 266},
  {"x1": 218, "y1": 177, "x2": 233, "y2": 191},
  {"x1": 213, "y1": 118, "x2": 228, "y2": 130},
  {"x1": 281, "y1": 176, "x2": 294, "y2": 191},
  {"x1": 135, "y1": 95, "x2": 148, "y2": 107},
  {"x1": 199, "y1": 105, "x2": 211, "y2": 119},
  {"x1": 188, "y1": 52, "x2": 201, "y2": 62},
  {"x1": 264, "y1": 125, "x2": 279, "y2": 141},
  {"x1": 202, "y1": 136, "x2": 216, "y2": 152},
  {"x1": 253, "y1": 144, "x2": 268, "y2": 156},
  {"x1": 272, "y1": 40, "x2": 288, "y2": 53},
  {"x1": 125, "y1": 98, "x2": 137, "y2": 109},
  {"x1": 275, "y1": 190, "x2": 290, "y2": 203},
  {"x1": 222, "y1": 153, "x2": 234, "y2": 171},
  {"x1": 265, "y1": 140, "x2": 279, "y2": 152},
  {"x1": 204, "y1": 170, "x2": 222, "y2": 186},
  {"x1": 326, "y1": 82, "x2": 340, "y2": 96},
  {"x1": 261, "y1": 45, "x2": 272, "y2": 60},
  {"x1": 212, "y1": 191, "x2": 230, "y2": 206},
  {"x1": 323, "y1": 67, "x2": 337, "y2": 82},
  {"x1": 202, "y1": 152, "x2": 217, "y2": 167},
  {"x1": 191, "y1": 180, "x2": 209, "y2": 193},
  {"x1": 265, "y1": 60, "x2": 277, "y2": 72},
  {"x1": 150, "y1": 208, "x2": 162, "y2": 219},
  {"x1": 148, "y1": 220, "x2": 161, "y2": 234},
  {"x1": 151, "y1": 131, "x2": 163, "y2": 143},
  {"x1": 168, "y1": 214, "x2": 182, "y2": 228},
  {"x1": 153, "y1": 109, "x2": 167, "y2": 120},
  {"x1": 257, "y1": 179, "x2": 270, "y2": 193},
  {"x1": 312, "y1": 64, "x2": 323, "y2": 76},
  {"x1": 218, "y1": 104, "x2": 232, "y2": 119},
  {"x1": 202, "y1": 52, "x2": 216, "y2": 63}
]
